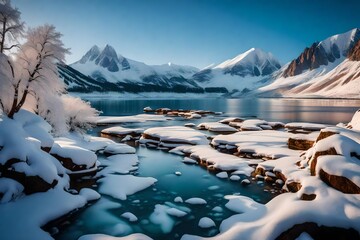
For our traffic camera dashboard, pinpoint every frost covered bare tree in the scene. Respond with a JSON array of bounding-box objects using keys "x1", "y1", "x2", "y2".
[
  {"x1": 6, "y1": 24, "x2": 69, "y2": 118},
  {"x1": 62, "y1": 95, "x2": 100, "y2": 133},
  {"x1": 0, "y1": 0, "x2": 24, "y2": 53}
]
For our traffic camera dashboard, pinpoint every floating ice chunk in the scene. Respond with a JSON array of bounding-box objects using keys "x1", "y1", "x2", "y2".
[
  {"x1": 216, "y1": 172, "x2": 228, "y2": 179},
  {"x1": 208, "y1": 185, "x2": 220, "y2": 190},
  {"x1": 166, "y1": 208, "x2": 188, "y2": 217},
  {"x1": 149, "y1": 204, "x2": 175, "y2": 233},
  {"x1": 121, "y1": 212, "x2": 138, "y2": 222},
  {"x1": 230, "y1": 175, "x2": 241, "y2": 181},
  {"x1": 175, "y1": 171, "x2": 182, "y2": 176},
  {"x1": 143, "y1": 106, "x2": 153, "y2": 111},
  {"x1": 241, "y1": 179, "x2": 251, "y2": 185},
  {"x1": 185, "y1": 198, "x2": 207, "y2": 205},
  {"x1": 185, "y1": 123, "x2": 196, "y2": 127},
  {"x1": 224, "y1": 195, "x2": 263, "y2": 213},
  {"x1": 198, "y1": 217, "x2": 216, "y2": 228},
  {"x1": 99, "y1": 175, "x2": 157, "y2": 200},
  {"x1": 174, "y1": 196, "x2": 183, "y2": 203},
  {"x1": 182, "y1": 157, "x2": 198, "y2": 164},
  {"x1": 212, "y1": 206, "x2": 223, "y2": 212}
]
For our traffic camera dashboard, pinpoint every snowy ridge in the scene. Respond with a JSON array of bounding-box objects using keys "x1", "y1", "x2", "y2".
[
  {"x1": 319, "y1": 28, "x2": 360, "y2": 56},
  {"x1": 214, "y1": 48, "x2": 280, "y2": 75}
]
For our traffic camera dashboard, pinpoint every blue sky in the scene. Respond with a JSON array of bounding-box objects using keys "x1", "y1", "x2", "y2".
[{"x1": 13, "y1": 0, "x2": 360, "y2": 68}]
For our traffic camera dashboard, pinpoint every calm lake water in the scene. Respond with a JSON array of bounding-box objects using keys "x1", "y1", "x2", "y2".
[
  {"x1": 88, "y1": 98, "x2": 360, "y2": 124},
  {"x1": 55, "y1": 98, "x2": 360, "y2": 240}
]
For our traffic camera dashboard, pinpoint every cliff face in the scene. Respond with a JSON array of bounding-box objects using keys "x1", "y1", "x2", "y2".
[
  {"x1": 348, "y1": 39, "x2": 360, "y2": 61},
  {"x1": 283, "y1": 43, "x2": 331, "y2": 77},
  {"x1": 283, "y1": 28, "x2": 360, "y2": 78}
]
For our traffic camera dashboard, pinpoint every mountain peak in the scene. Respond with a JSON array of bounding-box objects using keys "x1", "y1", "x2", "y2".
[
  {"x1": 78, "y1": 45, "x2": 101, "y2": 64},
  {"x1": 213, "y1": 48, "x2": 281, "y2": 77}
]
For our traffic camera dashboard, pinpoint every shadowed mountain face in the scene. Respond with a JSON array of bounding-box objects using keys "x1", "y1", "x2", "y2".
[
  {"x1": 348, "y1": 39, "x2": 360, "y2": 61},
  {"x1": 283, "y1": 28, "x2": 360, "y2": 77}
]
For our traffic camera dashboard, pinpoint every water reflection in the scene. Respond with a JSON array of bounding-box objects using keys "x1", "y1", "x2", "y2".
[{"x1": 87, "y1": 98, "x2": 360, "y2": 124}]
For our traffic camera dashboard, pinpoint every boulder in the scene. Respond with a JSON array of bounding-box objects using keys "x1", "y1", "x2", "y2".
[{"x1": 319, "y1": 169, "x2": 360, "y2": 194}]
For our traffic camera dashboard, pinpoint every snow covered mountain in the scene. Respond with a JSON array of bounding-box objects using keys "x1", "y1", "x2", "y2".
[
  {"x1": 282, "y1": 28, "x2": 360, "y2": 77},
  {"x1": 58, "y1": 29, "x2": 360, "y2": 98},
  {"x1": 255, "y1": 28, "x2": 360, "y2": 98},
  {"x1": 192, "y1": 48, "x2": 281, "y2": 94},
  {"x1": 60, "y1": 44, "x2": 203, "y2": 93}
]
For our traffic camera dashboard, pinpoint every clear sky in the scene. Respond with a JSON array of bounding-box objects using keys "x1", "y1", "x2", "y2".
[{"x1": 12, "y1": 0, "x2": 360, "y2": 68}]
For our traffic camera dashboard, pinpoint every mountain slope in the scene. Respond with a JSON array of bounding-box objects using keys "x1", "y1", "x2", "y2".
[{"x1": 193, "y1": 48, "x2": 281, "y2": 93}]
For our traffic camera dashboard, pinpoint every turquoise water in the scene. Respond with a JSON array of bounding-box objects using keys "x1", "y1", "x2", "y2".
[{"x1": 55, "y1": 98, "x2": 360, "y2": 240}]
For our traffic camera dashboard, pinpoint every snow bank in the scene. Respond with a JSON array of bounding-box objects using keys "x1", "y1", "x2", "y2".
[{"x1": 0, "y1": 186, "x2": 99, "y2": 240}]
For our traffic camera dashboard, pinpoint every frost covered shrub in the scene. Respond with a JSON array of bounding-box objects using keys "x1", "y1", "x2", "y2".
[{"x1": 62, "y1": 95, "x2": 100, "y2": 133}]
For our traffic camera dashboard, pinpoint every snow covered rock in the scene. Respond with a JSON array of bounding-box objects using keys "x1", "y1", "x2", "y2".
[
  {"x1": 50, "y1": 143, "x2": 97, "y2": 173},
  {"x1": 288, "y1": 132, "x2": 318, "y2": 150},
  {"x1": 0, "y1": 178, "x2": 24, "y2": 203},
  {"x1": 101, "y1": 126, "x2": 144, "y2": 140},
  {"x1": 0, "y1": 116, "x2": 64, "y2": 194},
  {"x1": 14, "y1": 110, "x2": 54, "y2": 151},
  {"x1": 198, "y1": 217, "x2": 216, "y2": 228},
  {"x1": 103, "y1": 143, "x2": 136, "y2": 155},
  {"x1": 306, "y1": 133, "x2": 360, "y2": 194},
  {"x1": 197, "y1": 122, "x2": 237, "y2": 133},
  {"x1": 285, "y1": 122, "x2": 329, "y2": 133},
  {"x1": 140, "y1": 126, "x2": 208, "y2": 148}
]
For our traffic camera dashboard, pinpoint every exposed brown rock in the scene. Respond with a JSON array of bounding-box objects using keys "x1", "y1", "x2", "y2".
[
  {"x1": 0, "y1": 163, "x2": 57, "y2": 194},
  {"x1": 286, "y1": 181, "x2": 302, "y2": 193},
  {"x1": 319, "y1": 169, "x2": 360, "y2": 194},
  {"x1": 348, "y1": 39, "x2": 360, "y2": 61},
  {"x1": 51, "y1": 154, "x2": 94, "y2": 172},
  {"x1": 276, "y1": 222, "x2": 360, "y2": 240},
  {"x1": 309, "y1": 147, "x2": 338, "y2": 176},
  {"x1": 315, "y1": 130, "x2": 338, "y2": 142},
  {"x1": 283, "y1": 43, "x2": 330, "y2": 77},
  {"x1": 288, "y1": 138, "x2": 314, "y2": 150},
  {"x1": 300, "y1": 193, "x2": 317, "y2": 201}
]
